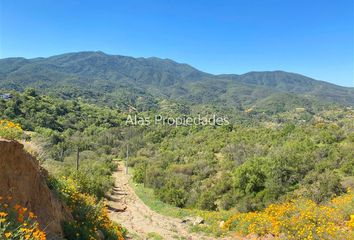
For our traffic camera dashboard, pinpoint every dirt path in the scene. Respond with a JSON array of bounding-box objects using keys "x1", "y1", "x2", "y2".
[{"x1": 107, "y1": 164, "x2": 217, "y2": 240}]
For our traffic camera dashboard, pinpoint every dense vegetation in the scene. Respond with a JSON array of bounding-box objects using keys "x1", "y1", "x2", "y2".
[
  {"x1": 1, "y1": 88, "x2": 353, "y2": 239},
  {"x1": 2, "y1": 90, "x2": 353, "y2": 211},
  {"x1": 127, "y1": 108, "x2": 354, "y2": 211},
  {"x1": 0, "y1": 90, "x2": 127, "y2": 239}
]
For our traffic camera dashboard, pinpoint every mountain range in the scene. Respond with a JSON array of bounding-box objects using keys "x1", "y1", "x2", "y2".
[{"x1": 0, "y1": 51, "x2": 353, "y2": 112}]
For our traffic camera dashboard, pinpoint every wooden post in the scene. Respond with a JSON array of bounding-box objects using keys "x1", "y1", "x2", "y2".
[
  {"x1": 76, "y1": 147, "x2": 80, "y2": 171},
  {"x1": 125, "y1": 144, "x2": 129, "y2": 174},
  {"x1": 61, "y1": 148, "x2": 64, "y2": 162},
  {"x1": 144, "y1": 161, "x2": 147, "y2": 187}
]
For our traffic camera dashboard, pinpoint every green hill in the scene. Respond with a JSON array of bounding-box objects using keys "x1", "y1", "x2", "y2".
[{"x1": 1, "y1": 51, "x2": 353, "y2": 112}]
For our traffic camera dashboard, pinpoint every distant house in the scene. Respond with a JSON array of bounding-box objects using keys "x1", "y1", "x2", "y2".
[{"x1": 0, "y1": 93, "x2": 12, "y2": 101}]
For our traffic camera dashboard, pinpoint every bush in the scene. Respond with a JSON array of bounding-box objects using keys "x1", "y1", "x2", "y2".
[
  {"x1": 48, "y1": 177, "x2": 125, "y2": 240},
  {"x1": 157, "y1": 176, "x2": 188, "y2": 208},
  {"x1": 133, "y1": 163, "x2": 146, "y2": 184},
  {"x1": 0, "y1": 120, "x2": 23, "y2": 140},
  {"x1": 67, "y1": 161, "x2": 115, "y2": 199}
]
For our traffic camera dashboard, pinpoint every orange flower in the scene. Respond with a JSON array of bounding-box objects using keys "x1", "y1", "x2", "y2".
[
  {"x1": 29, "y1": 211, "x2": 36, "y2": 219},
  {"x1": 18, "y1": 214, "x2": 24, "y2": 223},
  {"x1": 5, "y1": 232, "x2": 12, "y2": 238},
  {"x1": 0, "y1": 212, "x2": 8, "y2": 217},
  {"x1": 14, "y1": 204, "x2": 21, "y2": 210}
]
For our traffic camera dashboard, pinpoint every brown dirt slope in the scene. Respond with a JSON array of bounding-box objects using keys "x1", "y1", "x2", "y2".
[{"x1": 0, "y1": 139, "x2": 72, "y2": 239}]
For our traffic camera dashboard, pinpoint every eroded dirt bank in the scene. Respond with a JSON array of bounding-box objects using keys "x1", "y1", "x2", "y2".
[{"x1": 0, "y1": 139, "x2": 71, "y2": 238}]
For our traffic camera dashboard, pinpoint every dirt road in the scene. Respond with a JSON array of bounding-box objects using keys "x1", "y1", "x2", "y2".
[{"x1": 107, "y1": 164, "x2": 217, "y2": 240}]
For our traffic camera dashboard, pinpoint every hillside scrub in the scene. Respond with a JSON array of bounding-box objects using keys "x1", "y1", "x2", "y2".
[
  {"x1": 223, "y1": 191, "x2": 354, "y2": 239},
  {"x1": 48, "y1": 176, "x2": 125, "y2": 240},
  {"x1": 128, "y1": 112, "x2": 354, "y2": 212},
  {"x1": 1, "y1": 90, "x2": 354, "y2": 239},
  {"x1": 0, "y1": 91, "x2": 128, "y2": 239}
]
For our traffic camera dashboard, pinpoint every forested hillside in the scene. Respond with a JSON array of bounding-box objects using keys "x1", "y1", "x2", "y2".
[
  {"x1": 126, "y1": 108, "x2": 354, "y2": 211},
  {"x1": 1, "y1": 52, "x2": 353, "y2": 112},
  {"x1": 1, "y1": 52, "x2": 353, "y2": 239},
  {"x1": 1, "y1": 90, "x2": 353, "y2": 239}
]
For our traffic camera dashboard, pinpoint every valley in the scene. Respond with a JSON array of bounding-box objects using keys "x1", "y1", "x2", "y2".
[
  {"x1": 0, "y1": 53, "x2": 353, "y2": 239},
  {"x1": 1, "y1": 0, "x2": 353, "y2": 239}
]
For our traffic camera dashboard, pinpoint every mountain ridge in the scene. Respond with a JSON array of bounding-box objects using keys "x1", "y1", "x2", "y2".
[
  {"x1": 1, "y1": 51, "x2": 352, "y2": 86},
  {"x1": 1, "y1": 51, "x2": 353, "y2": 111}
]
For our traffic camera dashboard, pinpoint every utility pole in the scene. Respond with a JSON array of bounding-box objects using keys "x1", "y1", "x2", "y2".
[
  {"x1": 125, "y1": 114, "x2": 133, "y2": 175},
  {"x1": 125, "y1": 125, "x2": 132, "y2": 174}
]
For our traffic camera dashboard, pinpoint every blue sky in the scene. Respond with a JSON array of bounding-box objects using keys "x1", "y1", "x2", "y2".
[{"x1": 1, "y1": 0, "x2": 353, "y2": 87}]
